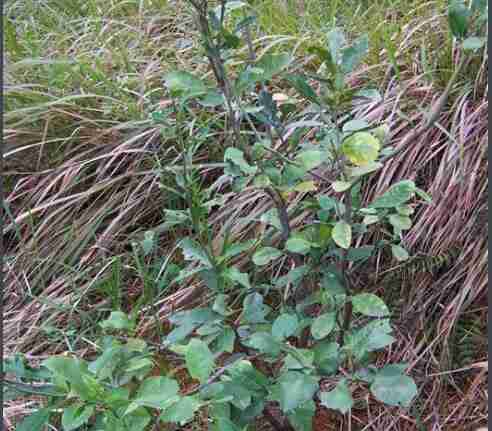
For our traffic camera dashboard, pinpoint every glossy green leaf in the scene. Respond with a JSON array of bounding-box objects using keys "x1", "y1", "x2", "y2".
[
  {"x1": 352, "y1": 293, "x2": 390, "y2": 317},
  {"x1": 186, "y1": 339, "x2": 215, "y2": 384},
  {"x1": 342, "y1": 132, "x2": 380, "y2": 166},
  {"x1": 61, "y1": 403, "x2": 95, "y2": 431},
  {"x1": 311, "y1": 312, "x2": 336, "y2": 340},
  {"x1": 319, "y1": 380, "x2": 353, "y2": 414},
  {"x1": 252, "y1": 247, "x2": 282, "y2": 266},
  {"x1": 332, "y1": 220, "x2": 352, "y2": 249},
  {"x1": 391, "y1": 244, "x2": 410, "y2": 261},
  {"x1": 313, "y1": 342, "x2": 340, "y2": 375},
  {"x1": 370, "y1": 180, "x2": 415, "y2": 208},
  {"x1": 272, "y1": 313, "x2": 299, "y2": 340}
]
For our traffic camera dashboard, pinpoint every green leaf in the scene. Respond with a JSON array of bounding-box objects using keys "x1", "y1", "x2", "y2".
[
  {"x1": 462, "y1": 36, "x2": 486, "y2": 51},
  {"x1": 285, "y1": 237, "x2": 313, "y2": 255},
  {"x1": 252, "y1": 247, "x2": 282, "y2": 266},
  {"x1": 213, "y1": 327, "x2": 236, "y2": 353},
  {"x1": 370, "y1": 180, "x2": 415, "y2": 208},
  {"x1": 256, "y1": 53, "x2": 291, "y2": 81},
  {"x1": 319, "y1": 380, "x2": 353, "y2": 414},
  {"x1": 224, "y1": 267, "x2": 251, "y2": 289},
  {"x1": 313, "y1": 342, "x2": 340, "y2": 375},
  {"x1": 100, "y1": 311, "x2": 134, "y2": 332},
  {"x1": 352, "y1": 293, "x2": 390, "y2": 317},
  {"x1": 295, "y1": 150, "x2": 325, "y2": 171},
  {"x1": 272, "y1": 313, "x2": 299, "y2": 340},
  {"x1": 332, "y1": 220, "x2": 352, "y2": 249},
  {"x1": 213, "y1": 294, "x2": 229, "y2": 316},
  {"x1": 16, "y1": 408, "x2": 51, "y2": 431},
  {"x1": 130, "y1": 377, "x2": 180, "y2": 410},
  {"x1": 244, "y1": 332, "x2": 281, "y2": 357},
  {"x1": 199, "y1": 90, "x2": 224, "y2": 107},
  {"x1": 224, "y1": 148, "x2": 257, "y2": 176},
  {"x1": 332, "y1": 181, "x2": 352, "y2": 192},
  {"x1": 391, "y1": 244, "x2": 410, "y2": 262},
  {"x1": 471, "y1": 0, "x2": 487, "y2": 14},
  {"x1": 281, "y1": 348, "x2": 315, "y2": 371},
  {"x1": 287, "y1": 75, "x2": 320, "y2": 104},
  {"x1": 340, "y1": 35, "x2": 369, "y2": 73},
  {"x1": 287, "y1": 400, "x2": 316, "y2": 431},
  {"x1": 356, "y1": 319, "x2": 395, "y2": 351},
  {"x1": 342, "y1": 132, "x2": 380, "y2": 166},
  {"x1": 311, "y1": 313, "x2": 336, "y2": 340},
  {"x1": 160, "y1": 396, "x2": 202, "y2": 425},
  {"x1": 388, "y1": 214, "x2": 412, "y2": 230},
  {"x1": 42, "y1": 357, "x2": 91, "y2": 399},
  {"x1": 242, "y1": 293, "x2": 270, "y2": 323},
  {"x1": 347, "y1": 161, "x2": 383, "y2": 178},
  {"x1": 164, "y1": 71, "x2": 206, "y2": 97},
  {"x1": 448, "y1": 0, "x2": 470, "y2": 39},
  {"x1": 346, "y1": 246, "x2": 374, "y2": 262},
  {"x1": 270, "y1": 371, "x2": 319, "y2": 412},
  {"x1": 370, "y1": 370, "x2": 417, "y2": 407},
  {"x1": 326, "y1": 28, "x2": 347, "y2": 64},
  {"x1": 363, "y1": 215, "x2": 379, "y2": 225},
  {"x1": 186, "y1": 339, "x2": 215, "y2": 384},
  {"x1": 180, "y1": 238, "x2": 213, "y2": 267},
  {"x1": 62, "y1": 403, "x2": 95, "y2": 431},
  {"x1": 141, "y1": 230, "x2": 155, "y2": 256},
  {"x1": 124, "y1": 408, "x2": 151, "y2": 431}
]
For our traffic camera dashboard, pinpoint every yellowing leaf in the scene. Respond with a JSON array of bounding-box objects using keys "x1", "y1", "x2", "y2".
[
  {"x1": 332, "y1": 221, "x2": 352, "y2": 249},
  {"x1": 332, "y1": 181, "x2": 352, "y2": 192},
  {"x1": 293, "y1": 181, "x2": 317, "y2": 192},
  {"x1": 342, "y1": 132, "x2": 380, "y2": 166}
]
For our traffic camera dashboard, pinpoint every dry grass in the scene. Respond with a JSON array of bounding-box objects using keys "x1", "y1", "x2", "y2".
[{"x1": 2, "y1": 0, "x2": 487, "y2": 429}]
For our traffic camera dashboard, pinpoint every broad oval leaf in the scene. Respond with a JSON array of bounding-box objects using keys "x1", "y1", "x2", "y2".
[
  {"x1": 342, "y1": 132, "x2": 380, "y2": 166},
  {"x1": 272, "y1": 313, "x2": 299, "y2": 340},
  {"x1": 332, "y1": 220, "x2": 352, "y2": 249},
  {"x1": 160, "y1": 396, "x2": 202, "y2": 425},
  {"x1": 332, "y1": 181, "x2": 352, "y2": 192},
  {"x1": 130, "y1": 376, "x2": 180, "y2": 410},
  {"x1": 252, "y1": 247, "x2": 282, "y2": 266},
  {"x1": 311, "y1": 312, "x2": 336, "y2": 340},
  {"x1": 295, "y1": 150, "x2": 325, "y2": 171},
  {"x1": 62, "y1": 403, "x2": 95, "y2": 431},
  {"x1": 391, "y1": 244, "x2": 409, "y2": 262},
  {"x1": 164, "y1": 71, "x2": 206, "y2": 96},
  {"x1": 370, "y1": 180, "x2": 415, "y2": 208},
  {"x1": 370, "y1": 372, "x2": 417, "y2": 407},
  {"x1": 186, "y1": 339, "x2": 215, "y2": 384},
  {"x1": 388, "y1": 214, "x2": 412, "y2": 230},
  {"x1": 270, "y1": 371, "x2": 319, "y2": 412},
  {"x1": 244, "y1": 332, "x2": 281, "y2": 357},
  {"x1": 16, "y1": 408, "x2": 51, "y2": 431},
  {"x1": 285, "y1": 237, "x2": 312, "y2": 255},
  {"x1": 352, "y1": 293, "x2": 389, "y2": 317},
  {"x1": 319, "y1": 380, "x2": 353, "y2": 414}
]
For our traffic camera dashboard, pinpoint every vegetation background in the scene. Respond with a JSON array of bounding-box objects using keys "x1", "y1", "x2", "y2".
[{"x1": 3, "y1": 0, "x2": 488, "y2": 429}]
